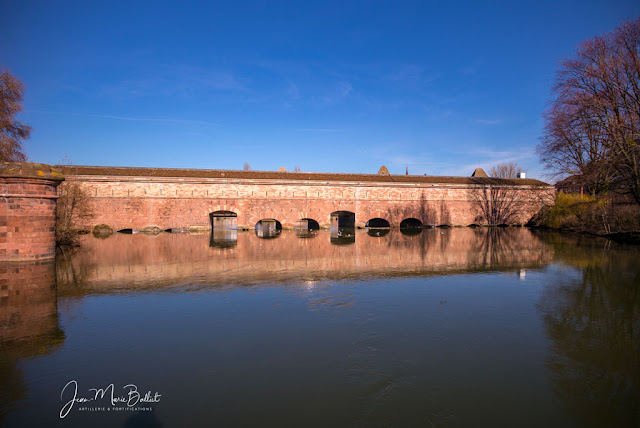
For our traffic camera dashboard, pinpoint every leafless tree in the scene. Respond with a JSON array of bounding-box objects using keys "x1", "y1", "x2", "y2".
[
  {"x1": 56, "y1": 182, "x2": 93, "y2": 245},
  {"x1": 0, "y1": 66, "x2": 31, "y2": 161},
  {"x1": 243, "y1": 162, "x2": 251, "y2": 171},
  {"x1": 489, "y1": 162, "x2": 522, "y2": 178},
  {"x1": 537, "y1": 18, "x2": 640, "y2": 205},
  {"x1": 471, "y1": 184, "x2": 523, "y2": 225}
]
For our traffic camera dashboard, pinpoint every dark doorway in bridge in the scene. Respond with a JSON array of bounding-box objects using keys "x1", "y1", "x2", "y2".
[
  {"x1": 210, "y1": 211, "x2": 238, "y2": 230},
  {"x1": 294, "y1": 218, "x2": 320, "y2": 231},
  {"x1": 330, "y1": 211, "x2": 356, "y2": 245},
  {"x1": 294, "y1": 218, "x2": 320, "y2": 238},
  {"x1": 365, "y1": 218, "x2": 391, "y2": 228},
  {"x1": 330, "y1": 211, "x2": 355, "y2": 229},
  {"x1": 400, "y1": 218, "x2": 423, "y2": 229},
  {"x1": 255, "y1": 219, "x2": 282, "y2": 239}
]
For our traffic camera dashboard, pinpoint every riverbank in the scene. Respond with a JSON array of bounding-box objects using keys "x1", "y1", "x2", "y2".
[{"x1": 528, "y1": 193, "x2": 640, "y2": 244}]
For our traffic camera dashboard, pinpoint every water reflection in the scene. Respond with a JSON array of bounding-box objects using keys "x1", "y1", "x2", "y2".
[
  {"x1": 0, "y1": 260, "x2": 64, "y2": 423},
  {"x1": 54, "y1": 228, "x2": 553, "y2": 294},
  {"x1": 1, "y1": 229, "x2": 638, "y2": 426},
  {"x1": 331, "y1": 227, "x2": 356, "y2": 245},
  {"x1": 210, "y1": 229, "x2": 238, "y2": 248},
  {"x1": 536, "y1": 233, "x2": 640, "y2": 427},
  {"x1": 294, "y1": 229, "x2": 319, "y2": 239},
  {"x1": 366, "y1": 228, "x2": 390, "y2": 237},
  {"x1": 399, "y1": 227, "x2": 422, "y2": 236}
]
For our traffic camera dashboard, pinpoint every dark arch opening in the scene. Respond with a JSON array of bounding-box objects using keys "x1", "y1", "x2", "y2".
[
  {"x1": 295, "y1": 218, "x2": 320, "y2": 231},
  {"x1": 117, "y1": 229, "x2": 136, "y2": 234},
  {"x1": 210, "y1": 210, "x2": 238, "y2": 230},
  {"x1": 255, "y1": 219, "x2": 282, "y2": 239},
  {"x1": 295, "y1": 218, "x2": 320, "y2": 238},
  {"x1": 365, "y1": 218, "x2": 390, "y2": 228},
  {"x1": 330, "y1": 211, "x2": 355, "y2": 245},
  {"x1": 400, "y1": 218, "x2": 423, "y2": 229},
  {"x1": 330, "y1": 211, "x2": 355, "y2": 229}
]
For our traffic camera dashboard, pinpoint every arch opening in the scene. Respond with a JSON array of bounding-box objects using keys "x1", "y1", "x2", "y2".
[
  {"x1": 295, "y1": 218, "x2": 320, "y2": 238},
  {"x1": 210, "y1": 211, "x2": 238, "y2": 230},
  {"x1": 400, "y1": 218, "x2": 423, "y2": 229},
  {"x1": 365, "y1": 218, "x2": 391, "y2": 228},
  {"x1": 330, "y1": 211, "x2": 355, "y2": 229},
  {"x1": 255, "y1": 219, "x2": 282, "y2": 239},
  {"x1": 330, "y1": 211, "x2": 356, "y2": 245},
  {"x1": 294, "y1": 218, "x2": 320, "y2": 231}
]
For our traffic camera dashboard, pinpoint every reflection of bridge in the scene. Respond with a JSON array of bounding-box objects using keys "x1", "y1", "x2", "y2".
[
  {"x1": 56, "y1": 228, "x2": 554, "y2": 295},
  {"x1": 60, "y1": 166, "x2": 554, "y2": 231}
]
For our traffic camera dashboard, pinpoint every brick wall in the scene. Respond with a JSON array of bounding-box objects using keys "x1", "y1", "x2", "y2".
[
  {"x1": 0, "y1": 163, "x2": 64, "y2": 260},
  {"x1": 63, "y1": 174, "x2": 555, "y2": 230}
]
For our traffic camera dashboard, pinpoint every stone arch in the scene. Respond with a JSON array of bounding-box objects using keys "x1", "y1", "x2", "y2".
[
  {"x1": 294, "y1": 218, "x2": 320, "y2": 231},
  {"x1": 400, "y1": 218, "x2": 423, "y2": 229},
  {"x1": 255, "y1": 218, "x2": 282, "y2": 239},
  {"x1": 210, "y1": 210, "x2": 238, "y2": 230},
  {"x1": 365, "y1": 218, "x2": 390, "y2": 228},
  {"x1": 330, "y1": 211, "x2": 355, "y2": 229}
]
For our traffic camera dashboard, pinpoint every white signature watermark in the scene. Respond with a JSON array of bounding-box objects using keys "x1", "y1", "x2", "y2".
[{"x1": 60, "y1": 380, "x2": 161, "y2": 419}]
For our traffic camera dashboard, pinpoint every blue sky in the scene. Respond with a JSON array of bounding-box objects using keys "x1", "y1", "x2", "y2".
[{"x1": 2, "y1": 1, "x2": 639, "y2": 179}]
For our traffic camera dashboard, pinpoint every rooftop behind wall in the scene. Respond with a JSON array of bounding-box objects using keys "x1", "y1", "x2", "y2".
[{"x1": 58, "y1": 165, "x2": 550, "y2": 187}]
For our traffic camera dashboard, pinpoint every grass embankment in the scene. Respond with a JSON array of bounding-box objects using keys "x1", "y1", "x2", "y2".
[{"x1": 532, "y1": 193, "x2": 640, "y2": 243}]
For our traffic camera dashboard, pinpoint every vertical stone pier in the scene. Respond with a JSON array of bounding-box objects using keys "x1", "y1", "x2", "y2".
[{"x1": 0, "y1": 163, "x2": 64, "y2": 261}]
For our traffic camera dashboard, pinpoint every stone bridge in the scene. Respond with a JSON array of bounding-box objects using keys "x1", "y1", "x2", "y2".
[{"x1": 59, "y1": 165, "x2": 554, "y2": 231}]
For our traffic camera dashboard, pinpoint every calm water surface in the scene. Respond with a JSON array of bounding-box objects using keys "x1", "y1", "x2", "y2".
[{"x1": 1, "y1": 228, "x2": 638, "y2": 427}]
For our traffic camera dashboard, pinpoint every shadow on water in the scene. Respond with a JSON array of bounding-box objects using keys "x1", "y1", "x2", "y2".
[{"x1": 536, "y1": 232, "x2": 640, "y2": 427}]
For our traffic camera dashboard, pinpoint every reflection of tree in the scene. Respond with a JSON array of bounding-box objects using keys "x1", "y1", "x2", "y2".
[
  {"x1": 467, "y1": 227, "x2": 521, "y2": 267},
  {"x1": 538, "y1": 244, "x2": 640, "y2": 427}
]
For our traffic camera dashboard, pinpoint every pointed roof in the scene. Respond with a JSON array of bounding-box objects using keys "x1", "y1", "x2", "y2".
[
  {"x1": 378, "y1": 165, "x2": 390, "y2": 175},
  {"x1": 471, "y1": 168, "x2": 488, "y2": 177}
]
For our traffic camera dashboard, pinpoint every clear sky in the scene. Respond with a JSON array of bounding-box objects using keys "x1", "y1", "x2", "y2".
[{"x1": 2, "y1": 1, "x2": 639, "y2": 179}]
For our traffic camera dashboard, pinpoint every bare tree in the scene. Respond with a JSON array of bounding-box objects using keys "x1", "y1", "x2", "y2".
[
  {"x1": 56, "y1": 182, "x2": 93, "y2": 245},
  {"x1": 489, "y1": 162, "x2": 522, "y2": 178},
  {"x1": 471, "y1": 184, "x2": 523, "y2": 225},
  {"x1": 0, "y1": 66, "x2": 31, "y2": 162},
  {"x1": 537, "y1": 18, "x2": 640, "y2": 205},
  {"x1": 243, "y1": 162, "x2": 251, "y2": 171}
]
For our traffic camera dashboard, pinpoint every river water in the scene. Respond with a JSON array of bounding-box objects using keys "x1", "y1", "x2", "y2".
[{"x1": 1, "y1": 228, "x2": 638, "y2": 427}]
